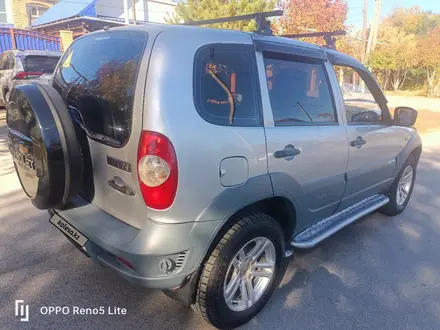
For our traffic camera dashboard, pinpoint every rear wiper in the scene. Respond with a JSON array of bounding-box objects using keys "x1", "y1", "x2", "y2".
[
  {"x1": 68, "y1": 106, "x2": 122, "y2": 146},
  {"x1": 297, "y1": 101, "x2": 313, "y2": 122}
]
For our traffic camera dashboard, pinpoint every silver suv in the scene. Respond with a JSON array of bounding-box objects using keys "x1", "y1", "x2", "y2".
[
  {"x1": 6, "y1": 17, "x2": 421, "y2": 329},
  {"x1": 0, "y1": 50, "x2": 62, "y2": 107}
]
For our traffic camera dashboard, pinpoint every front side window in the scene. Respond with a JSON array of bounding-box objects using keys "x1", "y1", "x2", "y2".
[
  {"x1": 194, "y1": 44, "x2": 261, "y2": 126},
  {"x1": 334, "y1": 65, "x2": 383, "y2": 124},
  {"x1": 263, "y1": 52, "x2": 337, "y2": 125},
  {"x1": 52, "y1": 31, "x2": 147, "y2": 146}
]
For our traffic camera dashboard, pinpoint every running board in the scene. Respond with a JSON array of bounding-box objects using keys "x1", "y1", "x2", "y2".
[{"x1": 291, "y1": 194, "x2": 389, "y2": 249}]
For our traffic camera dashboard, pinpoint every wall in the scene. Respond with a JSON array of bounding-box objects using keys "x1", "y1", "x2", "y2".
[
  {"x1": 95, "y1": 0, "x2": 125, "y2": 20},
  {"x1": 95, "y1": 0, "x2": 175, "y2": 23},
  {"x1": 11, "y1": 0, "x2": 56, "y2": 29},
  {"x1": 147, "y1": 0, "x2": 175, "y2": 23}
]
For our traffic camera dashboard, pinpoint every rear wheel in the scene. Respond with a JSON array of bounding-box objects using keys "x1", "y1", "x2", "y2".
[
  {"x1": 195, "y1": 213, "x2": 285, "y2": 329},
  {"x1": 381, "y1": 155, "x2": 417, "y2": 216}
]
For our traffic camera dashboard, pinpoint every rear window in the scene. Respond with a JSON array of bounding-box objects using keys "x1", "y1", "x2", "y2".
[
  {"x1": 52, "y1": 31, "x2": 147, "y2": 146},
  {"x1": 23, "y1": 56, "x2": 60, "y2": 73},
  {"x1": 194, "y1": 44, "x2": 261, "y2": 126}
]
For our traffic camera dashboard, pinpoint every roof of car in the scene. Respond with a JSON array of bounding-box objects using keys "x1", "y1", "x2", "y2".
[
  {"x1": 105, "y1": 23, "x2": 340, "y2": 55},
  {"x1": 84, "y1": 23, "x2": 360, "y2": 64},
  {"x1": 3, "y1": 50, "x2": 63, "y2": 57}
]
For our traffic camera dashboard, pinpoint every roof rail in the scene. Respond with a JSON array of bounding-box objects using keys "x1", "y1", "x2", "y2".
[
  {"x1": 280, "y1": 30, "x2": 346, "y2": 49},
  {"x1": 183, "y1": 10, "x2": 283, "y2": 35}
]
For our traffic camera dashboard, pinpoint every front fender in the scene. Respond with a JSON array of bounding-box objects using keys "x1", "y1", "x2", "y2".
[{"x1": 393, "y1": 130, "x2": 422, "y2": 178}]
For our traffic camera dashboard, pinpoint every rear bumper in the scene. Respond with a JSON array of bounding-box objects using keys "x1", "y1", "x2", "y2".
[{"x1": 51, "y1": 198, "x2": 222, "y2": 289}]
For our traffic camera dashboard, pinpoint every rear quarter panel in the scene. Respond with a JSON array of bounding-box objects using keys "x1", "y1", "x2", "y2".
[{"x1": 142, "y1": 28, "x2": 272, "y2": 224}]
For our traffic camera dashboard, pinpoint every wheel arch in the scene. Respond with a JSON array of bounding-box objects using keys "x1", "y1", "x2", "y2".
[{"x1": 202, "y1": 196, "x2": 297, "y2": 264}]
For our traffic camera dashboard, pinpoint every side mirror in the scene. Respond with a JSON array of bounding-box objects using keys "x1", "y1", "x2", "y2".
[{"x1": 394, "y1": 107, "x2": 417, "y2": 127}]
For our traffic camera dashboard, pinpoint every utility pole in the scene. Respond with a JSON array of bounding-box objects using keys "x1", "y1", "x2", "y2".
[
  {"x1": 365, "y1": 0, "x2": 382, "y2": 62},
  {"x1": 361, "y1": 0, "x2": 368, "y2": 65},
  {"x1": 131, "y1": 0, "x2": 137, "y2": 25}
]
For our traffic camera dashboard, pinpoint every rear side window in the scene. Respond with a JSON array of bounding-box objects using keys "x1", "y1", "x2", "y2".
[
  {"x1": 52, "y1": 31, "x2": 147, "y2": 146},
  {"x1": 194, "y1": 44, "x2": 261, "y2": 126},
  {"x1": 263, "y1": 52, "x2": 337, "y2": 125},
  {"x1": 24, "y1": 56, "x2": 60, "y2": 73}
]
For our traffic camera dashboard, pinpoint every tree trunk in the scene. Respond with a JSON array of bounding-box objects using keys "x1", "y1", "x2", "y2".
[
  {"x1": 383, "y1": 70, "x2": 390, "y2": 91},
  {"x1": 427, "y1": 68, "x2": 437, "y2": 96},
  {"x1": 392, "y1": 71, "x2": 400, "y2": 91}
]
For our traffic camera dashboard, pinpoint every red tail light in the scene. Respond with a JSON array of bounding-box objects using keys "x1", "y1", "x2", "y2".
[
  {"x1": 13, "y1": 71, "x2": 43, "y2": 80},
  {"x1": 137, "y1": 131, "x2": 178, "y2": 210}
]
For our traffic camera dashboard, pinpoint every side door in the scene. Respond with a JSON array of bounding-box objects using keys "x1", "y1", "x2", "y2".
[
  {"x1": 331, "y1": 62, "x2": 408, "y2": 209},
  {"x1": 256, "y1": 44, "x2": 349, "y2": 233}
]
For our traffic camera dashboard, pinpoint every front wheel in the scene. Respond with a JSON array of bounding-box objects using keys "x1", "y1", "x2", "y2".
[
  {"x1": 381, "y1": 156, "x2": 417, "y2": 216},
  {"x1": 195, "y1": 213, "x2": 286, "y2": 329}
]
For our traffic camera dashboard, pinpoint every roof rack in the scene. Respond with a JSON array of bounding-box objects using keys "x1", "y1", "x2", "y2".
[
  {"x1": 280, "y1": 30, "x2": 346, "y2": 49},
  {"x1": 184, "y1": 10, "x2": 283, "y2": 35},
  {"x1": 184, "y1": 11, "x2": 346, "y2": 49}
]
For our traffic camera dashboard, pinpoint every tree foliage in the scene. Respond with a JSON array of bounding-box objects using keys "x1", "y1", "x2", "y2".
[
  {"x1": 418, "y1": 27, "x2": 440, "y2": 96},
  {"x1": 369, "y1": 7, "x2": 440, "y2": 95},
  {"x1": 368, "y1": 27, "x2": 419, "y2": 91},
  {"x1": 166, "y1": 0, "x2": 276, "y2": 32},
  {"x1": 275, "y1": 0, "x2": 348, "y2": 46}
]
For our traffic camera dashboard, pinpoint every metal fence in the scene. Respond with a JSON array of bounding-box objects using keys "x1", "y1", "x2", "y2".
[{"x1": 0, "y1": 28, "x2": 61, "y2": 53}]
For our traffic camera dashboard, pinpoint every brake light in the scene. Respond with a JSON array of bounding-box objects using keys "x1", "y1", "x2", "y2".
[
  {"x1": 137, "y1": 131, "x2": 178, "y2": 210},
  {"x1": 13, "y1": 71, "x2": 43, "y2": 79}
]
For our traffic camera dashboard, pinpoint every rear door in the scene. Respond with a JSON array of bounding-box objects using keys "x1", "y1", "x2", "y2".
[
  {"x1": 256, "y1": 43, "x2": 349, "y2": 232},
  {"x1": 52, "y1": 29, "x2": 151, "y2": 229}
]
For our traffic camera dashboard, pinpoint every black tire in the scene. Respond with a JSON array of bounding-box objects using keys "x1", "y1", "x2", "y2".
[
  {"x1": 380, "y1": 155, "x2": 417, "y2": 216},
  {"x1": 195, "y1": 213, "x2": 286, "y2": 329}
]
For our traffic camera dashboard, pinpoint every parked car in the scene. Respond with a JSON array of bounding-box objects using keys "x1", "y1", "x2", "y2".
[
  {"x1": 0, "y1": 50, "x2": 62, "y2": 107},
  {"x1": 6, "y1": 22, "x2": 421, "y2": 329}
]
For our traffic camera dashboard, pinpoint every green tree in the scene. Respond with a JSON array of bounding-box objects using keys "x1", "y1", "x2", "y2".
[
  {"x1": 166, "y1": 0, "x2": 276, "y2": 32},
  {"x1": 369, "y1": 27, "x2": 419, "y2": 91}
]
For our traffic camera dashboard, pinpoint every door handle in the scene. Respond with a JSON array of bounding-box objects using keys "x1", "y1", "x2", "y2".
[
  {"x1": 108, "y1": 177, "x2": 135, "y2": 196},
  {"x1": 274, "y1": 144, "x2": 301, "y2": 160},
  {"x1": 350, "y1": 136, "x2": 367, "y2": 148}
]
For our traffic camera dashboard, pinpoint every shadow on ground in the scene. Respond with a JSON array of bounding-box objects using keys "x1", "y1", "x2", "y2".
[{"x1": 0, "y1": 111, "x2": 439, "y2": 329}]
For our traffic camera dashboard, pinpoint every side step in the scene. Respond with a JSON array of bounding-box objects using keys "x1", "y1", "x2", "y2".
[{"x1": 291, "y1": 194, "x2": 389, "y2": 249}]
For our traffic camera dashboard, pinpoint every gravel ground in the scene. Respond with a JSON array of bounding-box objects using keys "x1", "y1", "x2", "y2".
[{"x1": 1, "y1": 112, "x2": 440, "y2": 330}]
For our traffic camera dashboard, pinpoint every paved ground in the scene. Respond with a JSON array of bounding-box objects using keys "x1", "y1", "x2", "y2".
[{"x1": 1, "y1": 111, "x2": 440, "y2": 330}]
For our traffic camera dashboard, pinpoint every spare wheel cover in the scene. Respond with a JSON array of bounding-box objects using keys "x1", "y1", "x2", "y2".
[{"x1": 6, "y1": 83, "x2": 83, "y2": 209}]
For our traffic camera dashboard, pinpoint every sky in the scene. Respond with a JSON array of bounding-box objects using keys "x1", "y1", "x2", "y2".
[{"x1": 346, "y1": 0, "x2": 440, "y2": 30}]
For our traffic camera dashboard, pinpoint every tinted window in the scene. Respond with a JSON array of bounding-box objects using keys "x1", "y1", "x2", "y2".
[
  {"x1": 334, "y1": 65, "x2": 383, "y2": 123},
  {"x1": 24, "y1": 56, "x2": 59, "y2": 73},
  {"x1": 263, "y1": 53, "x2": 337, "y2": 125},
  {"x1": 52, "y1": 31, "x2": 147, "y2": 145},
  {"x1": 194, "y1": 44, "x2": 261, "y2": 126}
]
